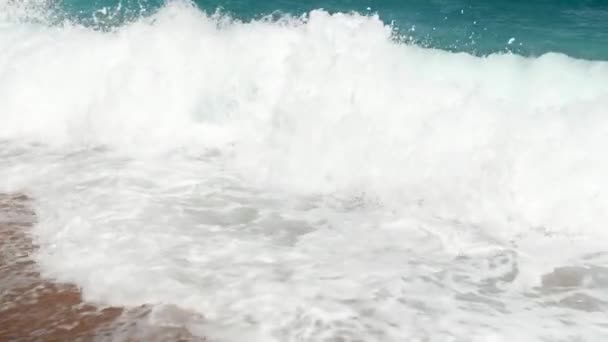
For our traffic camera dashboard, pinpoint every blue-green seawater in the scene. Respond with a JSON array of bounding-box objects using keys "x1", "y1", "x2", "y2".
[{"x1": 58, "y1": 0, "x2": 608, "y2": 60}]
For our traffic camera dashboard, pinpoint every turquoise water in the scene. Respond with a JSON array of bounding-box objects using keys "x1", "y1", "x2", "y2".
[{"x1": 59, "y1": 0, "x2": 608, "y2": 60}]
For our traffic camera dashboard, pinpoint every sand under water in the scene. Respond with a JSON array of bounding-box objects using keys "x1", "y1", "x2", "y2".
[
  {"x1": 0, "y1": 193, "x2": 120, "y2": 340},
  {"x1": 0, "y1": 194, "x2": 206, "y2": 341}
]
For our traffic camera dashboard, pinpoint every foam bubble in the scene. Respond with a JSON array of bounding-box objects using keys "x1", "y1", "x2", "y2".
[{"x1": 2, "y1": 2, "x2": 608, "y2": 340}]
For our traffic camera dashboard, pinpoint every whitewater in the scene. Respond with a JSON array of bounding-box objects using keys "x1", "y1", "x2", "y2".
[{"x1": 1, "y1": 1, "x2": 608, "y2": 341}]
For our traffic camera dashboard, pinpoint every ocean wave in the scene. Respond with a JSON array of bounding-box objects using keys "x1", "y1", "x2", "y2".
[
  {"x1": 2, "y1": 2, "x2": 608, "y2": 232},
  {"x1": 3, "y1": 2, "x2": 608, "y2": 339}
]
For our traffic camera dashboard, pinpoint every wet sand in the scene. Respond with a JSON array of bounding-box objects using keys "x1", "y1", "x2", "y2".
[
  {"x1": 0, "y1": 193, "x2": 206, "y2": 341},
  {"x1": 0, "y1": 194, "x2": 207, "y2": 341},
  {"x1": 0, "y1": 193, "x2": 124, "y2": 340}
]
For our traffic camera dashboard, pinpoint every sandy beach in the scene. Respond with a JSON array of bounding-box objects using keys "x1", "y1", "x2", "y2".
[
  {"x1": 0, "y1": 193, "x2": 209, "y2": 341},
  {"x1": 0, "y1": 193, "x2": 125, "y2": 340}
]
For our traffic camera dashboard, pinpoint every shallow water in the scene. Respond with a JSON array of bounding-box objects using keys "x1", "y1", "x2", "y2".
[
  {"x1": 2, "y1": 1, "x2": 608, "y2": 341},
  {"x1": 3, "y1": 143, "x2": 608, "y2": 340}
]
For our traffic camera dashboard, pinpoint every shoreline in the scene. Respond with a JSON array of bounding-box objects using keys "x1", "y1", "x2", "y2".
[
  {"x1": 0, "y1": 193, "x2": 124, "y2": 340},
  {"x1": 0, "y1": 193, "x2": 206, "y2": 341}
]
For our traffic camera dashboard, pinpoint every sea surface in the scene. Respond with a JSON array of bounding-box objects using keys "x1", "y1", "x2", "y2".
[{"x1": 1, "y1": 0, "x2": 608, "y2": 341}]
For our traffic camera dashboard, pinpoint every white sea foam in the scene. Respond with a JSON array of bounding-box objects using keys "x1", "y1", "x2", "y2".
[{"x1": 1, "y1": 1, "x2": 608, "y2": 341}]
